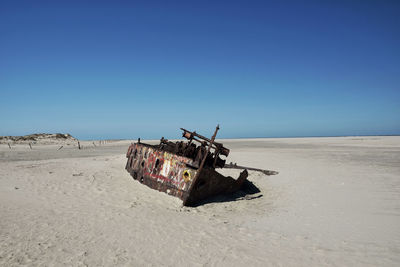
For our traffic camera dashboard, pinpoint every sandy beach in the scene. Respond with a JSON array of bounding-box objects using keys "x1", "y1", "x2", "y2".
[{"x1": 0, "y1": 136, "x2": 399, "y2": 266}]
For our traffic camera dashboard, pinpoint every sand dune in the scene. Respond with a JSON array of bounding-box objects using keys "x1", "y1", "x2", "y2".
[
  {"x1": 0, "y1": 137, "x2": 399, "y2": 266},
  {"x1": 0, "y1": 133, "x2": 77, "y2": 145}
]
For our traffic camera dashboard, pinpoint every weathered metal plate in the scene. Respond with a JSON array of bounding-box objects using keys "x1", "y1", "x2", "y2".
[{"x1": 126, "y1": 143, "x2": 198, "y2": 201}]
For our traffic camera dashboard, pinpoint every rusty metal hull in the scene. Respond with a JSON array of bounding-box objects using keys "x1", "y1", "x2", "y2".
[{"x1": 125, "y1": 142, "x2": 248, "y2": 206}]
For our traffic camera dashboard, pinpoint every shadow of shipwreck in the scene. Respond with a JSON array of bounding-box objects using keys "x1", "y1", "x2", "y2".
[{"x1": 191, "y1": 180, "x2": 262, "y2": 207}]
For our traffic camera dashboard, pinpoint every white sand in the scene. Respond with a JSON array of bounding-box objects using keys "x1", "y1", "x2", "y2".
[{"x1": 0, "y1": 136, "x2": 399, "y2": 266}]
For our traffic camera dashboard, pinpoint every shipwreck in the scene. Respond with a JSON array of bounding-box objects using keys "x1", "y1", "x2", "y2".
[{"x1": 125, "y1": 125, "x2": 277, "y2": 206}]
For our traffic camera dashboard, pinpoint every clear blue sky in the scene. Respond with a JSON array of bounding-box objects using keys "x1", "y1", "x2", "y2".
[{"x1": 1, "y1": 0, "x2": 399, "y2": 140}]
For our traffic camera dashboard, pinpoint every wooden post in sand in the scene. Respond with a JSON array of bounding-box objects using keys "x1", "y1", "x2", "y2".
[
  {"x1": 78, "y1": 141, "x2": 81, "y2": 150},
  {"x1": 8, "y1": 143, "x2": 11, "y2": 149},
  {"x1": 92, "y1": 142, "x2": 96, "y2": 147},
  {"x1": 29, "y1": 143, "x2": 32, "y2": 149}
]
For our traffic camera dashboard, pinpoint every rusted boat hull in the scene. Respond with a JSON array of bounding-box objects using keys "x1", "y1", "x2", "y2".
[{"x1": 125, "y1": 142, "x2": 248, "y2": 206}]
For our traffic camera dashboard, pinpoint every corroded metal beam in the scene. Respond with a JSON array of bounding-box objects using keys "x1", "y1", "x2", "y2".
[{"x1": 224, "y1": 162, "x2": 279, "y2": 176}]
